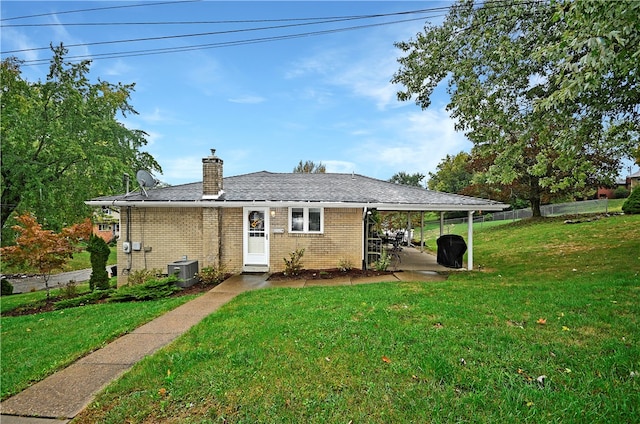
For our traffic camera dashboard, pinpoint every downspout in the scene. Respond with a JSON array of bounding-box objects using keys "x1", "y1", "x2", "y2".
[
  {"x1": 125, "y1": 206, "x2": 132, "y2": 273},
  {"x1": 218, "y1": 207, "x2": 223, "y2": 267},
  {"x1": 362, "y1": 208, "x2": 367, "y2": 270}
]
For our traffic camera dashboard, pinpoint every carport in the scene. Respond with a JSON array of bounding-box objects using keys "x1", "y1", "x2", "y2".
[{"x1": 366, "y1": 204, "x2": 505, "y2": 271}]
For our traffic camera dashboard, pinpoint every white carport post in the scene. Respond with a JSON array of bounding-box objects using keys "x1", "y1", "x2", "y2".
[
  {"x1": 467, "y1": 210, "x2": 475, "y2": 270},
  {"x1": 420, "y1": 212, "x2": 424, "y2": 252},
  {"x1": 439, "y1": 212, "x2": 444, "y2": 237}
]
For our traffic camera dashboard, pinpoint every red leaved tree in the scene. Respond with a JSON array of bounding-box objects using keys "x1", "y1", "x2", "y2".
[{"x1": 1, "y1": 213, "x2": 92, "y2": 299}]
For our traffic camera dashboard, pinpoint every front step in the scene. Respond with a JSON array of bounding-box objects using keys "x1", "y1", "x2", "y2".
[{"x1": 243, "y1": 264, "x2": 269, "y2": 273}]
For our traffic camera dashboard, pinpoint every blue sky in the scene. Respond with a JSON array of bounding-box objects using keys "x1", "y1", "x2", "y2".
[{"x1": 1, "y1": 1, "x2": 467, "y2": 186}]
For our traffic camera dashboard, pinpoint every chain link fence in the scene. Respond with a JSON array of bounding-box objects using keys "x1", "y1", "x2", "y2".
[
  {"x1": 490, "y1": 198, "x2": 610, "y2": 221},
  {"x1": 431, "y1": 199, "x2": 611, "y2": 228}
]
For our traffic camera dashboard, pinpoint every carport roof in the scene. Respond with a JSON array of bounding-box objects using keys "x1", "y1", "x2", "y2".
[{"x1": 86, "y1": 171, "x2": 508, "y2": 212}]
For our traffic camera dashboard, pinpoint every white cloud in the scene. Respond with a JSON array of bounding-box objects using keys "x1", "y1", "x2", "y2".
[
  {"x1": 142, "y1": 130, "x2": 163, "y2": 147},
  {"x1": 298, "y1": 87, "x2": 335, "y2": 105},
  {"x1": 139, "y1": 107, "x2": 178, "y2": 124},
  {"x1": 285, "y1": 52, "x2": 340, "y2": 79},
  {"x1": 323, "y1": 160, "x2": 357, "y2": 174},
  {"x1": 227, "y1": 95, "x2": 266, "y2": 104},
  {"x1": 103, "y1": 59, "x2": 132, "y2": 77},
  {"x1": 158, "y1": 155, "x2": 203, "y2": 184},
  {"x1": 1, "y1": 28, "x2": 40, "y2": 64},
  {"x1": 49, "y1": 14, "x2": 92, "y2": 61},
  {"x1": 354, "y1": 107, "x2": 471, "y2": 178},
  {"x1": 327, "y1": 45, "x2": 402, "y2": 110},
  {"x1": 284, "y1": 30, "x2": 409, "y2": 110}
]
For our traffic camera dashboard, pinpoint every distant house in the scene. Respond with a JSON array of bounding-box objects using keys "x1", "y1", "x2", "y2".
[
  {"x1": 632, "y1": 170, "x2": 640, "y2": 191},
  {"x1": 92, "y1": 207, "x2": 120, "y2": 242},
  {"x1": 597, "y1": 169, "x2": 640, "y2": 199},
  {"x1": 86, "y1": 150, "x2": 507, "y2": 286}
]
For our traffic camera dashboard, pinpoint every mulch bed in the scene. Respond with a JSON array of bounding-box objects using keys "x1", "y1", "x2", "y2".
[
  {"x1": 1, "y1": 283, "x2": 215, "y2": 317},
  {"x1": 267, "y1": 268, "x2": 395, "y2": 281}
]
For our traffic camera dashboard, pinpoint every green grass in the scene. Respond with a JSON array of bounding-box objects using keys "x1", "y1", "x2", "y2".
[
  {"x1": 0, "y1": 294, "x2": 198, "y2": 400},
  {"x1": 73, "y1": 214, "x2": 639, "y2": 423},
  {"x1": 61, "y1": 245, "x2": 117, "y2": 272},
  {"x1": 418, "y1": 219, "x2": 511, "y2": 251},
  {"x1": 0, "y1": 244, "x2": 117, "y2": 274},
  {"x1": 0, "y1": 282, "x2": 94, "y2": 314}
]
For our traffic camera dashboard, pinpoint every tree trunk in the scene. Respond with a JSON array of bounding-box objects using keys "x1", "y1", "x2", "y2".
[
  {"x1": 529, "y1": 177, "x2": 543, "y2": 217},
  {"x1": 530, "y1": 196, "x2": 542, "y2": 217}
]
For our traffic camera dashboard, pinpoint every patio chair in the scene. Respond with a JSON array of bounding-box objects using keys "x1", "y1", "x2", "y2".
[
  {"x1": 393, "y1": 231, "x2": 404, "y2": 251},
  {"x1": 385, "y1": 231, "x2": 403, "y2": 269}
]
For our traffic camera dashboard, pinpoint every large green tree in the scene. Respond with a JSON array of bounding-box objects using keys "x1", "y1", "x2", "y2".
[
  {"x1": 389, "y1": 171, "x2": 425, "y2": 187},
  {"x1": 392, "y1": 0, "x2": 635, "y2": 216},
  {"x1": 427, "y1": 152, "x2": 472, "y2": 193},
  {"x1": 1, "y1": 45, "x2": 160, "y2": 234},
  {"x1": 538, "y1": 0, "x2": 640, "y2": 124}
]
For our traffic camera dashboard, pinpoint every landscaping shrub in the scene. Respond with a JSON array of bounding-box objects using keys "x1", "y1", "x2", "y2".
[
  {"x1": 283, "y1": 248, "x2": 305, "y2": 276},
  {"x1": 372, "y1": 250, "x2": 391, "y2": 271},
  {"x1": 622, "y1": 188, "x2": 640, "y2": 214},
  {"x1": 60, "y1": 280, "x2": 78, "y2": 298},
  {"x1": 109, "y1": 276, "x2": 182, "y2": 302},
  {"x1": 614, "y1": 187, "x2": 630, "y2": 199},
  {"x1": 127, "y1": 268, "x2": 163, "y2": 286},
  {"x1": 1, "y1": 278, "x2": 13, "y2": 296},
  {"x1": 337, "y1": 258, "x2": 353, "y2": 272},
  {"x1": 195, "y1": 264, "x2": 227, "y2": 287},
  {"x1": 87, "y1": 235, "x2": 111, "y2": 290},
  {"x1": 54, "y1": 290, "x2": 114, "y2": 309}
]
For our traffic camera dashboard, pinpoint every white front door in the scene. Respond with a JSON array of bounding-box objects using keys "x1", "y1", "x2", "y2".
[{"x1": 243, "y1": 207, "x2": 270, "y2": 271}]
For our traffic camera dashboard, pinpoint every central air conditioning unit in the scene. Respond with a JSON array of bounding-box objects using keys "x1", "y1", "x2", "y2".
[{"x1": 167, "y1": 259, "x2": 199, "y2": 287}]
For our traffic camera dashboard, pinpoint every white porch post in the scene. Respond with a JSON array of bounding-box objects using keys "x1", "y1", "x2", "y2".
[
  {"x1": 439, "y1": 212, "x2": 444, "y2": 237},
  {"x1": 407, "y1": 212, "x2": 411, "y2": 246},
  {"x1": 467, "y1": 210, "x2": 475, "y2": 270},
  {"x1": 420, "y1": 212, "x2": 424, "y2": 252}
]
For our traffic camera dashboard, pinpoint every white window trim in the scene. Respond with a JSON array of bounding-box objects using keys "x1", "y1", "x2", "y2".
[{"x1": 289, "y1": 207, "x2": 324, "y2": 234}]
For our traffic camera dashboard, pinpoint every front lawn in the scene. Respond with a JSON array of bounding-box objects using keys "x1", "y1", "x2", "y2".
[
  {"x1": 73, "y1": 214, "x2": 639, "y2": 423},
  {"x1": 0, "y1": 294, "x2": 198, "y2": 400}
]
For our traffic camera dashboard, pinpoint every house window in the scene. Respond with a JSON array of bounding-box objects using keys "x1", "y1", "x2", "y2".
[
  {"x1": 289, "y1": 207, "x2": 323, "y2": 233},
  {"x1": 98, "y1": 224, "x2": 111, "y2": 231}
]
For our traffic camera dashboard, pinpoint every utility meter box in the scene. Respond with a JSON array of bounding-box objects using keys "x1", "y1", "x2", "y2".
[{"x1": 167, "y1": 260, "x2": 199, "y2": 287}]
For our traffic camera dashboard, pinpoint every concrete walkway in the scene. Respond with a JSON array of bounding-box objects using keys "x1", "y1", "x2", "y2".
[{"x1": 1, "y1": 249, "x2": 448, "y2": 423}]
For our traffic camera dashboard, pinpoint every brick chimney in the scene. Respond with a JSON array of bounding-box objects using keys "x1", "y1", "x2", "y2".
[{"x1": 202, "y1": 149, "x2": 223, "y2": 199}]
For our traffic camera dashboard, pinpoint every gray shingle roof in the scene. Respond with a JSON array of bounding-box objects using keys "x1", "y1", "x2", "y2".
[{"x1": 87, "y1": 171, "x2": 507, "y2": 211}]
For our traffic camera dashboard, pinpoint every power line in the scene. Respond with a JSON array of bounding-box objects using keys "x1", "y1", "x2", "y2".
[
  {"x1": 2, "y1": 0, "x2": 540, "y2": 66},
  {"x1": 2, "y1": 8, "x2": 446, "y2": 54},
  {"x1": 0, "y1": 0, "x2": 201, "y2": 22},
  {"x1": 2, "y1": 8, "x2": 452, "y2": 27},
  {"x1": 18, "y1": 16, "x2": 439, "y2": 66}
]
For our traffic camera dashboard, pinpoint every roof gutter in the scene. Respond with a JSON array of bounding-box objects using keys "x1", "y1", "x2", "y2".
[{"x1": 85, "y1": 199, "x2": 509, "y2": 212}]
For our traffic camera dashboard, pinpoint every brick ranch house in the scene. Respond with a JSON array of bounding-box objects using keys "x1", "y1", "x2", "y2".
[{"x1": 86, "y1": 150, "x2": 508, "y2": 287}]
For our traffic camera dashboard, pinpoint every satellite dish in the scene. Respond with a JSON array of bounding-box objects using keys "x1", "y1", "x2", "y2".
[{"x1": 136, "y1": 170, "x2": 157, "y2": 196}]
